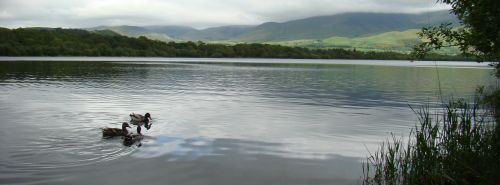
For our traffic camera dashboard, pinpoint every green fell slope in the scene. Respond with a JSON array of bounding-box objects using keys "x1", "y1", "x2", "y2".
[
  {"x1": 87, "y1": 11, "x2": 458, "y2": 43},
  {"x1": 237, "y1": 11, "x2": 458, "y2": 41},
  {"x1": 267, "y1": 29, "x2": 460, "y2": 54}
]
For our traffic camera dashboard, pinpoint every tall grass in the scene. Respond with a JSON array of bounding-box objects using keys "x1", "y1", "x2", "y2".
[{"x1": 361, "y1": 93, "x2": 500, "y2": 185}]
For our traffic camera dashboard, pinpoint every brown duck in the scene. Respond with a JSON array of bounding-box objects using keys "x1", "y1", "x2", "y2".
[
  {"x1": 102, "y1": 122, "x2": 131, "y2": 137},
  {"x1": 123, "y1": 134, "x2": 144, "y2": 147}
]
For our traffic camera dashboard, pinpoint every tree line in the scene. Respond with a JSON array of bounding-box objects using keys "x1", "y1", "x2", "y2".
[{"x1": 0, "y1": 27, "x2": 468, "y2": 61}]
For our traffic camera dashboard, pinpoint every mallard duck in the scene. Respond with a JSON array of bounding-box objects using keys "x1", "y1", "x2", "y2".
[
  {"x1": 130, "y1": 113, "x2": 153, "y2": 134},
  {"x1": 102, "y1": 122, "x2": 131, "y2": 137},
  {"x1": 123, "y1": 134, "x2": 144, "y2": 147},
  {"x1": 129, "y1": 113, "x2": 152, "y2": 126}
]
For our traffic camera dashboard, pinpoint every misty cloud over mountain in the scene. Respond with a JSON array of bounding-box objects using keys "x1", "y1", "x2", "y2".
[{"x1": 0, "y1": 0, "x2": 449, "y2": 28}]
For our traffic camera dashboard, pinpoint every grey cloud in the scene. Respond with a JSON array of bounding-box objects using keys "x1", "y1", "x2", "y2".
[{"x1": 0, "y1": 0, "x2": 450, "y2": 28}]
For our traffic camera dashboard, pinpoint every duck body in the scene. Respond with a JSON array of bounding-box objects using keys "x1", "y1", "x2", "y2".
[
  {"x1": 129, "y1": 113, "x2": 145, "y2": 125},
  {"x1": 102, "y1": 122, "x2": 131, "y2": 138},
  {"x1": 123, "y1": 134, "x2": 144, "y2": 147},
  {"x1": 129, "y1": 113, "x2": 152, "y2": 131}
]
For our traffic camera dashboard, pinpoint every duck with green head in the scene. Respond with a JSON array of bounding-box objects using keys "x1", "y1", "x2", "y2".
[{"x1": 129, "y1": 113, "x2": 152, "y2": 135}]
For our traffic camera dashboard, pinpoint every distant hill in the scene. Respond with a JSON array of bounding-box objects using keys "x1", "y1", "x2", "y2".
[
  {"x1": 85, "y1": 11, "x2": 459, "y2": 53},
  {"x1": 144, "y1": 25, "x2": 197, "y2": 38},
  {"x1": 88, "y1": 25, "x2": 174, "y2": 41},
  {"x1": 237, "y1": 11, "x2": 458, "y2": 41},
  {"x1": 88, "y1": 11, "x2": 457, "y2": 42},
  {"x1": 180, "y1": 25, "x2": 254, "y2": 40},
  {"x1": 267, "y1": 29, "x2": 460, "y2": 54},
  {"x1": 89, "y1": 25, "x2": 149, "y2": 36},
  {"x1": 90, "y1": 25, "x2": 254, "y2": 41}
]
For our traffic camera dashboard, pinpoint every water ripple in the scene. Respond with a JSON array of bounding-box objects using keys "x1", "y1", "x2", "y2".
[{"x1": 0, "y1": 59, "x2": 495, "y2": 184}]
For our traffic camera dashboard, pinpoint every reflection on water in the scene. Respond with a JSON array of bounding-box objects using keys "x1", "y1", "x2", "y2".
[
  {"x1": 37, "y1": 137, "x2": 362, "y2": 185},
  {"x1": 0, "y1": 59, "x2": 496, "y2": 184},
  {"x1": 134, "y1": 136, "x2": 215, "y2": 160},
  {"x1": 133, "y1": 136, "x2": 339, "y2": 161}
]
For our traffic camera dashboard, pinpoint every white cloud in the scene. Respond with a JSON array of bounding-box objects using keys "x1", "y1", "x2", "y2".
[{"x1": 0, "y1": 0, "x2": 450, "y2": 28}]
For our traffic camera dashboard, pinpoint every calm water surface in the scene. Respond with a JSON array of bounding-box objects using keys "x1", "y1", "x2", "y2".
[{"x1": 0, "y1": 57, "x2": 496, "y2": 184}]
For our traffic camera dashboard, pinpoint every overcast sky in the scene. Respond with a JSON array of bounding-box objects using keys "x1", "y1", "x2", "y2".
[{"x1": 0, "y1": 0, "x2": 449, "y2": 28}]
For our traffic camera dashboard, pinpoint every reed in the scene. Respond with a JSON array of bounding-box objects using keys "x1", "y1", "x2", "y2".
[{"x1": 361, "y1": 93, "x2": 500, "y2": 185}]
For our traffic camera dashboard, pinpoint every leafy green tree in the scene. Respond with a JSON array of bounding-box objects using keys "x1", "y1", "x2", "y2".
[{"x1": 413, "y1": 0, "x2": 499, "y2": 69}]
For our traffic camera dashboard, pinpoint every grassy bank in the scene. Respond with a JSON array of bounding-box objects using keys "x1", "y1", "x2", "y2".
[{"x1": 361, "y1": 91, "x2": 500, "y2": 184}]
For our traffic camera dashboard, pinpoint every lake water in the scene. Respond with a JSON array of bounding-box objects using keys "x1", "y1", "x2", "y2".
[{"x1": 0, "y1": 57, "x2": 496, "y2": 185}]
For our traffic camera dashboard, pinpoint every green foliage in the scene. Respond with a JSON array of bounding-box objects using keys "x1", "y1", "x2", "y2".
[
  {"x1": 267, "y1": 29, "x2": 461, "y2": 54},
  {"x1": 480, "y1": 88, "x2": 500, "y2": 120},
  {"x1": 413, "y1": 0, "x2": 499, "y2": 65},
  {"x1": 362, "y1": 98, "x2": 500, "y2": 185},
  {"x1": 0, "y1": 27, "x2": 466, "y2": 60}
]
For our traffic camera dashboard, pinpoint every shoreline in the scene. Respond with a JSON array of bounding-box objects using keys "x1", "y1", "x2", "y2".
[{"x1": 0, "y1": 56, "x2": 493, "y2": 68}]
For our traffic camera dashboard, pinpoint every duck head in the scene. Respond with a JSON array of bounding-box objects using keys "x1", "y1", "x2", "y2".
[
  {"x1": 122, "y1": 122, "x2": 131, "y2": 130},
  {"x1": 145, "y1": 113, "x2": 152, "y2": 120}
]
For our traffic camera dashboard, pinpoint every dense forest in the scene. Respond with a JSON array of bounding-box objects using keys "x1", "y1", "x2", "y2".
[{"x1": 0, "y1": 27, "x2": 468, "y2": 61}]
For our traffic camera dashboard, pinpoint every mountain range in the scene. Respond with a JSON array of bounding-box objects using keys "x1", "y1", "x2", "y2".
[{"x1": 87, "y1": 10, "x2": 458, "y2": 53}]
